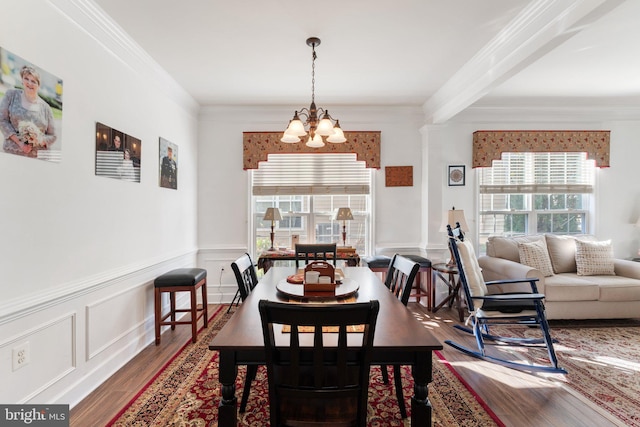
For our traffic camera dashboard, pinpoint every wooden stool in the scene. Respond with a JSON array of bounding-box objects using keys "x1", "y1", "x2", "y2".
[
  {"x1": 401, "y1": 255, "x2": 433, "y2": 307},
  {"x1": 363, "y1": 255, "x2": 433, "y2": 307},
  {"x1": 154, "y1": 268, "x2": 208, "y2": 345}
]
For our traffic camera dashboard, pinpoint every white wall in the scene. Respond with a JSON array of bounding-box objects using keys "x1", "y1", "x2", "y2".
[{"x1": 0, "y1": 0, "x2": 199, "y2": 406}]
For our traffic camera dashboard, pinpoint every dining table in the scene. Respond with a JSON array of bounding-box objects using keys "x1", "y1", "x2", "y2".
[{"x1": 209, "y1": 266, "x2": 443, "y2": 426}]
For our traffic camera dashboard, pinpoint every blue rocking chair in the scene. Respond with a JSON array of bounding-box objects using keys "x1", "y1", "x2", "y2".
[{"x1": 445, "y1": 224, "x2": 567, "y2": 374}]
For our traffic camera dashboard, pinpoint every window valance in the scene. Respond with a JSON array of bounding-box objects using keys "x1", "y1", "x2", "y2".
[
  {"x1": 472, "y1": 130, "x2": 610, "y2": 168},
  {"x1": 243, "y1": 131, "x2": 381, "y2": 170}
]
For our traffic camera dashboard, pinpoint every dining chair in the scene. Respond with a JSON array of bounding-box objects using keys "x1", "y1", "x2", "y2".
[
  {"x1": 230, "y1": 253, "x2": 260, "y2": 412},
  {"x1": 258, "y1": 299, "x2": 380, "y2": 427},
  {"x1": 294, "y1": 243, "x2": 337, "y2": 268},
  {"x1": 445, "y1": 223, "x2": 567, "y2": 374},
  {"x1": 380, "y1": 253, "x2": 419, "y2": 419}
]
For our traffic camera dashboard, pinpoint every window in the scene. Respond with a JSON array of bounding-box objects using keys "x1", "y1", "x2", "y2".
[
  {"x1": 478, "y1": 152, "x2": 596, "y2": 251},
  {"x1": 251, "y1": 153, "x2": 372, "y2": 257}
]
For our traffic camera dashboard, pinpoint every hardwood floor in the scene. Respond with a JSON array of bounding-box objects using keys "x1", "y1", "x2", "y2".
[{"x1": 71, "y1": 303, "x2": 614, "y2": 427}]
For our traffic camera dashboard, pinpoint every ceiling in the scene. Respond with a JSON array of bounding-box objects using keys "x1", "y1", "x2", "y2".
[{"x1": 91, "y1": 0, "x2": 640, "y2": 122}]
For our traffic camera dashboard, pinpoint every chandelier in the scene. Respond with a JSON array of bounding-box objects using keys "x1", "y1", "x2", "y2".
[{"x1": 281, "y1": 37, "x2": 346, "y2": 148}]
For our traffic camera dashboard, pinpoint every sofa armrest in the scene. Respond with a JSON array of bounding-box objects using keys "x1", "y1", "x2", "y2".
[
  {"x1": 614, "y1": 259, "x2": 640, "y2": 279},
  {"x1": 478, "y1": 255, "x2": 546, "y2": 294}
]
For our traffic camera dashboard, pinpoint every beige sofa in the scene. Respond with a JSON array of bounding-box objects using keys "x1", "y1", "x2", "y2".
[{"x1": 477, "y1": 234, "x2": 640, "y2": 320}]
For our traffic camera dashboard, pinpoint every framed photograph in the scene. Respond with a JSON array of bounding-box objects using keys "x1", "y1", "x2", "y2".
[
  {"x1": 0, "y1": 46, "x2": 63, "y2": 162},
  {"x1": 448, "y1": 165, "x2": 465, "y2": 186},
  {"x1": 95, "y1": 122, "x2": 141, "y2": 182},
  {"x1": 159, "y1": 137, "x2": 178, "y2": 189}
]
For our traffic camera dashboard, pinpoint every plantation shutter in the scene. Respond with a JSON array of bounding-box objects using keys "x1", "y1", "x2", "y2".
[
  {"x1": 479, "y1": 152, "x2": 595, "y2": 194},
  {"x1": 252, "y1": 153, "x2": 371, "y2": 196}
]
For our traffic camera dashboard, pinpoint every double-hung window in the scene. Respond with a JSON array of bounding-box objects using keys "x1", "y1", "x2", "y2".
[
  {"x1": 251, "y1": 153, "x2": 372, "y2": 257},
  {"x1": 478, "y1": 152, "x2": 596, "y2": 251}
]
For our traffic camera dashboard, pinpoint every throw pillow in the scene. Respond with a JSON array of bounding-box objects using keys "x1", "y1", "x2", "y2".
[
  {"x1": 575, "y1": 239, "x2": 615, "y2": 276},
  {"x1": 518, "y1": 240, "x2": 555, "y2": 277},
  {"x1": 545, "y1": 234, "x2": 595, "y2": 273}
]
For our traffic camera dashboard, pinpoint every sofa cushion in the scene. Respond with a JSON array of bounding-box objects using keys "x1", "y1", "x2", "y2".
[
  {"x1": 543, "y1": 274, "x2": 600, "y2": 301},
  {"x1": 575, "y1": 239, "x2": 615, "y2": 276},
  {"x1": 486, "y1": 235, "x2": 544, "y2": 263},
  {"x1": 517, "y1": 240, "x2": 554, "y2": 277},
  {"x1": 578, "y1": 275, "x2": 640, "y2": 301},
  {"x1": 545, "y1": 234, "x2": 594, "y2": 274}
]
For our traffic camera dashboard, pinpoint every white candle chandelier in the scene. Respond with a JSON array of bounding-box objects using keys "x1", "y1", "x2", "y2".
[{"x1": 281, "y1": 37, "x2": 347, "y2": 148}]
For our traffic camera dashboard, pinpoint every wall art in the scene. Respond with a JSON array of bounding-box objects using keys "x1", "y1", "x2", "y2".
[
  {"x1": 0, "y1": 47, "x2": 63, "y2": 162},
  {"x1": 159, "y1": 137, "x2": 178, "y2": 189},
  {"x1": 95, "y1": 122, "x2": 141, "y2": 182},
  {"x1": 448, "y1": 165, "x2": 465, "y2": 186},
  {"x1": 385, "y1": 166, "x2": 413, "y2": 187}
]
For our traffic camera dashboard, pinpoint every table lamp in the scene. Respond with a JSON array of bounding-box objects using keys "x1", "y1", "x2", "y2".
[
  {"x1": 446, "y1": 207, "x2": 469, "y2": 267},
  {"x1": 263, "y1": 207, "x2": 282, "y2": 251},
  {"x1": 335, "y1": 207, "x2": 354, "y2": 247}
]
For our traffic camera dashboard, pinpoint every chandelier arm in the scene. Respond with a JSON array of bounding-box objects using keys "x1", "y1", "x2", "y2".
[{"x1": 296, "y1": 108, "x2": 311, "y2": 122}]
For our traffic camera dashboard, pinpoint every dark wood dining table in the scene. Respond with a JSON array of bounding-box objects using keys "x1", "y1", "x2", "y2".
[{"x1": 209, "y1": 266, "x2": 443, "y2": 426}]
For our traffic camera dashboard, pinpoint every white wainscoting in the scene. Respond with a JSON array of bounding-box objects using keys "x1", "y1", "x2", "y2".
[
  {"x1": 198, "y1": 246, "x2": 253, "y2": 305},
  {"x1": 0, "y1": 250, "x2": 201, "y2": 407}
]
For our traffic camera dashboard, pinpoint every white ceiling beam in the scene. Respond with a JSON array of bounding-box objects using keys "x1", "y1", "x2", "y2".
[{"x1": 423, "y1": 0, "x2": 626, "y2": 124}]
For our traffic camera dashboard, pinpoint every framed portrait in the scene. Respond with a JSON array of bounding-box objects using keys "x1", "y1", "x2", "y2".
[
  {"x1": 95, "y1": 122, "x2": 141, "y2": 182},
  {"x1": 448, "y1": 165, "x2": 465, "y2": 186},
  {"x1": 0, "y1": 46, "x2": 63, "y2": 162},
  {"x1": 159, "y1": 137, "x2": 178, "y2": 189}
]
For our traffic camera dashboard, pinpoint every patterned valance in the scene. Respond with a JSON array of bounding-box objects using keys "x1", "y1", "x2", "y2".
[
  {"x1": 243, "y1": 131, "x2": 381, "y2": 170},
  {"x1": 472, "y1": 130, "x2": 610, "y2": 168}
]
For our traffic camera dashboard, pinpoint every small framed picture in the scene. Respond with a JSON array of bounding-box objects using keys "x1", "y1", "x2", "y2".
[{"x1": 448, "y1": 165, "x2": 465, "y2": 186}]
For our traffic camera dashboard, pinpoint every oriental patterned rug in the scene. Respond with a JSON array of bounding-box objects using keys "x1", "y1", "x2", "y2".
[
  {"x1": 489, "y1": 324, "x2": 640, "y2": 427},
  {"x1": 107, "y1": 305, "x2": 503, "y2": 426}
]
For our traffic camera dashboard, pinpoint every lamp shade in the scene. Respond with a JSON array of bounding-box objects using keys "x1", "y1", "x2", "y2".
[
  {"x1": 306, "y1": 133, "x2": 325, "y2": 148},
  {"x1": 335, "y1": 207, "x2": 354, "y2": 221},
  {"x1": 326, "y1": 121, "x2": 346, "y2": 143},
  {"x1": 447, "y1": 207, "x2": 469, "y2": 231},
  {"x1": 263, "y1": 207, "x2": 282, "y2": 221}
]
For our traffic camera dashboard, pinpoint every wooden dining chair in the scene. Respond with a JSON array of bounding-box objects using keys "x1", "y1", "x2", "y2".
[
  {"x1": 294, "y1": 243, "x2": 338, "y2": 268},
  {"x1": 230, "y1": 253, "x2": 260, "y2": 412},
  {"x1": 380, "y1": 253, "x2": 419, "y2": 419},
  {"x1": 258, "y1": 299, "x2": 380, "y2": 427}
]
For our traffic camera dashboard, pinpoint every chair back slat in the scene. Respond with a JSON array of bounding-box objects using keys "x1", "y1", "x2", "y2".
[
  {"x1": 259, "y1": 299, "x2": 379, "y2": 427},
  {"x1": 295, "y1": 243, "x2": 338, "y2": 268},
  {"x1": 231, "y1": 253, "x2": 258, "y2": 301},
  {"x1": 384, "y1": 254, "x2": 420, "y2": 306}
]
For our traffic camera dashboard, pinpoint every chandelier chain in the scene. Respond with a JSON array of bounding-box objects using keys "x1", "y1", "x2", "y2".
[{"x1": 311, "y1": 44, "x2": 317, "y2": 104}]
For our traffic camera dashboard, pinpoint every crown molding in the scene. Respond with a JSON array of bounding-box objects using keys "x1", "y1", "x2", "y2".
[
  {"x1": 452, "y1": 97, "x2": 640, "y2": 123},
  {"x1": 50, "y1": 0, "x2": 199, "y2": 115},
  {"x1": 422, "y1": 0, "x2": 625, "y2": 125}
]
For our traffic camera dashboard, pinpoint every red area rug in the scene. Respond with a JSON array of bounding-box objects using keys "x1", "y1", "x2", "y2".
[
  {"x1": 490, "y1": 324, "x2": 640, "y2": 427},
  {"x1": 107, "y1": 306, "x2": 503, "y2": 426}
]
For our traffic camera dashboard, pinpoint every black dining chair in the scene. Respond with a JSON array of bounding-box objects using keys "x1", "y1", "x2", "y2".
[
  {"x1": 258, "y1": 299, "x2": 380, "y2": 427},
  {"x1": 380, "y1": 253, "x2": 419, "y2": 419},
  {"x1": 294, "y1": 243, "x2": 338, "y2": 268},
  {"x1": 230, "y1": 253, "x2": 260, "y2": 412}
]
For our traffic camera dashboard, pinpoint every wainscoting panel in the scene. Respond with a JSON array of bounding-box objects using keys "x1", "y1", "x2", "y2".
[{"x1": 0, "y1": 312, "x2": 76, "y2": 403}]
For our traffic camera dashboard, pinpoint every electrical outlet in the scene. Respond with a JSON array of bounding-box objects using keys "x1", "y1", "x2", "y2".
[{"x1": 12, "y1": 342, "x2": 30, "y2": 371}]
